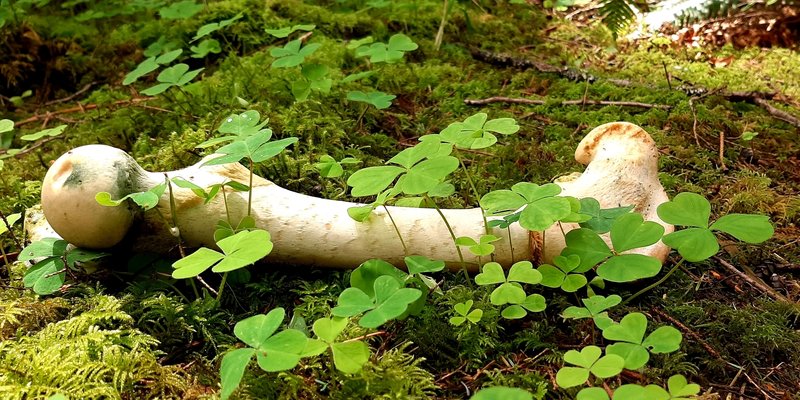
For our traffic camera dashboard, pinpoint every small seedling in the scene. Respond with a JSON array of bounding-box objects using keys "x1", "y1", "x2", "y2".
[
  {"x1": 332, "y1": 275, "x2": 422, "y2": 328},
  {"x1": 556, "y1": 345, "x2": 625, "y2": 389},
  {"x1": 601, "y1": 312, "x2": 682, "y2": 369},
  {"x1": 561, "y1": 294, "x2": 621, "y2": 329},
  {"x1": 657, "y1": 192, "x2": 774, "y2": 262},
  {"x1": 346, "y1": 90, "x2": 395, "y2": 110},
  {"x1": 449, "y1": 300, "x2": 483, "y2": 326},
  {"x1": 432, "y1": 112, "x2": 520, "y2": 150},
  {"x1": 292, "y1": 64, "x2": 333, "y2": 101},
  {"x1": 314, "y1": 154, "x2": 361, "y2": 178},
  {"x1": 123, "y1": 49, "x2": 183, "y2": 85},
  {"x1": 158, "y1": 1, "x2": 202, "y2": 20},
  {"x1": 353, "y1": 33, "x2": 418, "y2": 63},
  {"x1": 140, "y1": 63, "x2": 204, "y2": 96},
  {"x1": 311, "y1": 316, "x2": 370, "y2": 373},
  {"x1": 190, "y1": 39, "x2": 221, "y2": 58},
  {"x1": 538, "y1": 254, "x2": 587, "y2": 292},
  {"x1": 270, "y1": 39, "x2": 321, "y2": 68},
  {"x1": 265, "y1": 24, "x2": 315, "y2": 38},
  {"x1": 474, "y1": 261, "x2": 545, "y2": 319}
]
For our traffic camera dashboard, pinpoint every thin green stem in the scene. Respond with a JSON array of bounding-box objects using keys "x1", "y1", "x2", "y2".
[
  {"x1": 247, "y1": 159, "x2": 254, "y2": 217},
  {"x1": 426, "y1": 195, "x2": 471, "y2": 287},
  {"x1": 221, "y1": 185, "x2": 231, "y2": 224},
  {"x1": 188, "y1": 279, "x2": 200, "y2": 299},
  {"x1": 622, "y1": 258, "x2": 686, "y2": 306},
  {"x1": 382, "y1": 205, "x2": 408, "y2": 256},
  {"x1": 217, "y1": 272, "x2": 229, "y2": 301},
  {"x1": 457, "y1": 152, "x2": 490, "y2": 236},
  {"x1": 506, "y1": 226, "x2": 514, "y2": 262}
]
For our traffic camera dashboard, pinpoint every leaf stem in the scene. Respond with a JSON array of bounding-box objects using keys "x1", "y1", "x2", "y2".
[
  {"x1": 622, "y1": 258, "x2": 685, "y2": 305},
  {"x1": 457, "y1": 152, "x2": 490, "y2": 236},
  {"x1": 247, "y1": 159, "x2": 254, "y2": 217},
  {"x1": 217, "y1": 272, "x2": 229, "y2": 301},
  {"x1": 425, "y1": 195, "x2": 471, "y2": 287},
  {"x1": 382, "y1": 205, "x2": 408, "y2": 256}
]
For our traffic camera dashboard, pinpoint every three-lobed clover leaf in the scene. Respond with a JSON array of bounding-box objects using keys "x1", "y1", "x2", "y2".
[
  {"x1": 265, "y1": 24, "x2": 316, "y2": 38},
  {"x1": 124, "y1": 49, "x2": 183, "y2": 85},
  {"x1": 354, "y1": 33, "x2": 418, "y2": 63},
  {"x1": 19, "y1": 124, "x2": 66, "y2": 141},
  {"x1": 480, "y1": 182, "x2": 572, "y2": 232},
  {"x1": 456, "y1": 234, "x2": 501, "y2": 257},
  {"x1": 577, "y1": 198, "x2": 634, "y2": 234},
  {"x1": 292, "y1": 63, "x2": 333, "y2": 101},
  {"x1": 312, "y1": 316, "x2": 370, "y2": 374},
  {"x1": 657, "y1": 192, "x2": 774, "y2": 262},
  {"x1": 609, "y1": 377, "x2": 698, "y2": 400},
  {"x1": 220, "y1": 307, "x2": 324, "y2": 400},
  {"x1": 190, "y1": 39, "x2": 221, "y2": 58},
  {"x1": 556, "y1": 345, "x2": 625, "y2": 388},
  {"x1": 346, "y1": 90, "x2": 396, "y2": 110},
  {"x1": 562, "y1": 213, "x2": 664, "y2": 282},
  {"x1": 140, "y1": 63, "x2": 204, "y2": 95},
  {"x1": 314, "y1": 154, "x2": 361, "y2": 178},
  {"x1": 347, "y1": 139, "x2": 457, "y2": 197},
  {"x1": 470, "y1": 386, "x2": 534, "y2": 400},
  {"x1": 270, "y1": 39, "x2": 321, "y2": 68},
  {"x1": 202, "y1": 130, "x2": 298, "y2": 166},
  {"x1": 19, "y1": 238, "x2": 106, "y2": 295},
  {"x1": 159, "y1": 0, "x2": 203, "y2": 19},
  {"x1": 450, "y1": 300, "x2": 483, "y2": 326},
  {"x1": 474, "y1": 261, "x2": 545, "y2": 318},
  {"x1": 602, "y1": 312, "x2": 682, "y2": 369},
  {"x1": 538, "y1": 254, "x2": 587, "y2": 292},
  {"x1": 172, "y1": 229, "x2": 273, "y2": 279},
  {"x1": 562, "y1": 294, "x2": 621, "y2": 329},
  {"x1": 433, "y1": 113, "x2": 520, "y2": 150},
  {"x1": 332, "y1": 275, "x2": 422, "y2": 328},
  {"x1": 404, "y1": 255, "x2": 446, "y2": 275},
  {"x1": 577, "y1": 387, "x2": 609, "y2": 400}
]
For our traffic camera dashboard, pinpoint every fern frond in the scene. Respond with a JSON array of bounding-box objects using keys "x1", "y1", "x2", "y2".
[{"x1": 600, "y1": 0, "x2": 637, "y2": 36}]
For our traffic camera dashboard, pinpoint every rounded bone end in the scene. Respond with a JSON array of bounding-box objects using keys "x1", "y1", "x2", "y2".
[
  {"x1": 42, "y1": 145, "x2": 142, "y2": 249},
  {"x1": 575, "y1": 122, "x2": 658, "y2": 165}
]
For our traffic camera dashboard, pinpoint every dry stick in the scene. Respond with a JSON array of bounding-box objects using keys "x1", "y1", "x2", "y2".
[
  {"x1": 15, "y1": 97, "x2": 155, "y2": 127},
  {"x1": 719, "y1": 129, "x2": 727, "y2": 170},
  {"x1": 713, "y1": 256, "x2": 790, "y2": 303},
  {"x1": 43, "y1": 81, "x2": 98, "y2": 106},
  {"x1": 651, "y1": 307, "x2": 722, "y2": 360},
  {"x1": 464, "y1": 96, "x2": 671, "y2": 110},
  {"x1": 753, "y1": 98, "x2": 800, "y2": 128},
  {"x1": 689, "y1": 97, "x2": 701, "y2": 146},
  {"x1": 0, "y1": 136, "x2": 65, "y2": 158}
]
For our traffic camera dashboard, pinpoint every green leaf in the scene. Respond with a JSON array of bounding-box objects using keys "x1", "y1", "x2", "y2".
[
  {"x1": 667, "y1": 374, "x2": 701, "y2": 398},
  {"x1": 312, "y1": 316, "x2": 348, "y2": 343},
  {"x1": 65, "y1": 248, "x2": 107, "y2": 269},
  {"x1": 483, "y1": 118, "x2": 520, "y2": 135},
  {"x1": 501, "y1": 305, "x2": 527, "y2": 319},
  {"x1": 397, "y1": 156, "x2": 459, "y2": 195},
  {"x1": 480, "y1": 190, "x2": 527, "y2": 216},
  {"x1": 602, "y1": 312, "x2": 647, "y2": 343},
  {"x1": 159, "y1": 1, "x2": 203, "y2": 19},
  {"x1": 656, "y1": 192, "x2": 711, "y2": 228},
  {"x1": 355, "y1": 34, "x2": 418, "y2": 63},
  {"x1": 213, "y1": 229, "x2": 273, "y2": 272},
  {"x1": 220, "y1": 348, "x2": 255, "y2": 400},
  {"x1": 0, "y1": 212, "x2": 20, "y2": 236},
  {"x1": 218, "y1": 110, "x2": 268, "y2": 137},
  {"x1": 590, "y1": 353, "x2": 625, "y2": 378},
  {"x1": 256, "y1": 329, "x2": 308, "y2": 371},
  {"x1": 19, "y1": 238, "x2": 68, "y2": 261},
  {"x1": 172, "y1": 247, "x2": 224, "y2": 279},
  {"x1": 331, "y1": 341, "x2": 370, "y2": 374},
  {"x1": 270, "y1": 40, "x2": 320, "y2": 68},
  {"x1": 606, "y1": 342, "x2": 650, "y2": 370},
  {"x1": 347, "y1": 90, "x2": 395, "y2": 109},
  {"x1": 193, "y1": 13, "x2": 243, "y2": 41},
  {"x1": 710, "y1": 214, "x2": 774, "y2": 243},
  {"x1": 20, "y1": 125, "x2": 66, "y2": 141},
  {"x1": 555, "y1": 366, "x2": 590, "y2": 388},
  {"x1": 596, "y1": 254, "x2": 662, "y2": 282},
  {"x1": 583, "y1": 294, "x2": 622, "y2": 315},
  {"x1": 23, "y1": 258, "x2": 65, "y2": 295},
  {"x1": 347, "y1": 205, "x2": 374, "y2": 222},
  {"x1": 0, "y1": 119, "x2": 13, "y2": 134},
  {"x1": 349, "y1": 259, "x2": 407, "y2": 297},
  {"x1": 265, "y1": 24, "x2": 316, "y2": 38},
  {"x1": 359, "y1": 276, "x2": 422, "y2": 328},
  {"x1": 519, "y1": 196, "x2": 572, "y2": 231},
  {"x1": 610, "y1": 213, "x2": 665, "y2": 252},
  {"x1": 332, "y1": 288, "x2": 374, "y2": 317},
  {"x1": 506, "y1": 261, "x2": 542, "y2": 284},
  {"x1": 190, "y1": 38, "x2": 221, "y2": 58},
  {"x1": 563, "y1": 228, "x2": 613, "y2": 272},
  {"x1": 470, "y1": 386, "x2": 533, "y2": 400},
  {"x1": 234, "y1": 308, "x2": 285, "y2": 349},
  {"x1": 404, "y1": 255, "x2": 445, "y2": 274},
  {"x1": 537, "y1": 264, "x2": 565, "y2": 288},
  {"x1": 562, "y1": 274, "x2": 588, "y2": 292},
  {"x1": 578, "y1": 198, "x2": 634, "y2": 234},
  {"x1": 642, "y1": 325, "x2": 682, "y2": 353},
  {"x1": 474, "y1": 262, "x2": 505, "y2": 285},
  {"x1": 140, "y1": 83, "x2": 172, "y2": 96},
  {"x1": 577, "y1": 387, "x2": 610, "y2": 400},
  {"x1": 347, "y1": 166, "x2": 404, "y2": 197},
  {"x1": 521, "y1": 293, "x2": 546, "y2": 312},
  {"x1": 342, "y1": 71, "x2": 374, "y2": 83},
  {"x1": 124, "y1": 57, "x2": 159, "y2": 85},
  {"x1": 661, "y1": 228, "x2": 719, "y2": 262},
  {"x1": 348, "y1": 36, "x2": 374, "y2": 50},
  {"x1": 490, "y1": 282, "x2": 526, "y2": 305},
  {"x1": 611, "y1": 384, "x2": 650, "y2": 400},
  {"x1": 155, "y1": 49, "x2": 183, "y2": 64}
]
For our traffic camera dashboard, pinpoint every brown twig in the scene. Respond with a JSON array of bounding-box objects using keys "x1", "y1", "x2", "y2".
[
  {"x1": 713, "y1": 256, "x2": 790, "y2": 303},
  {"x1": 43, "y1": 81, "x2": 98, "y2": 106},
  {"x1": 464, "y1": 96, "x2": 671, "y2": 110},
  {"x1": 15, "y1": 97, "x2": 156, "y2": 127},
  {"x1": 651, "y1": 307, "x2": 722, "y2": 360},
  {"x1": 689, "y1": 97, "x2": 701, "y2": 146},
  {"x1": 718, "y1": 129, "x2": 727, "y2": 170},
  {"x1": 753, "y1": 98, "x2": 800, "y2": 128},
  {"x1": 0, "y1": 136, "x2": 65, "y2": 158}
]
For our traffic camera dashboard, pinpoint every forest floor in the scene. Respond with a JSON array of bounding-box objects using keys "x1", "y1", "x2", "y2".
[{"x1": 1, "y1": 1, "x2": 799, "y2": 399}]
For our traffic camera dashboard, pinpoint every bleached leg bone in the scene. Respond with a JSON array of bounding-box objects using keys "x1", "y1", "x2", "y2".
[{"x1": 36, "y1": 122, "x2": 672, "y2": 270}]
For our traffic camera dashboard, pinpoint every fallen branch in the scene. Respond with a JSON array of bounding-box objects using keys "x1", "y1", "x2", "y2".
[
  {"x1": 651, "y1": 307, "x2": 722, "y2": 360},
  {"x1": 713, "y1": 256, "x2": 790, "y2": 303},
  {"x1": 464, "y1": 96, "x2": 671, "y2": 110},
  {"x1": 43, "y1": 81, "x2": 99, "y2": 106},
  {"x1": 753, "y1": 98, "x2": 800, "y2": 128},
  {"x1": 15, "y1": 97, "x2": 156, "y2": 127}
]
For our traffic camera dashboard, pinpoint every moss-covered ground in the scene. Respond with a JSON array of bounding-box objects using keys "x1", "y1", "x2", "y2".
[{"x1": 1, "y1": 0, "x2": 799, "y2": 398}]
